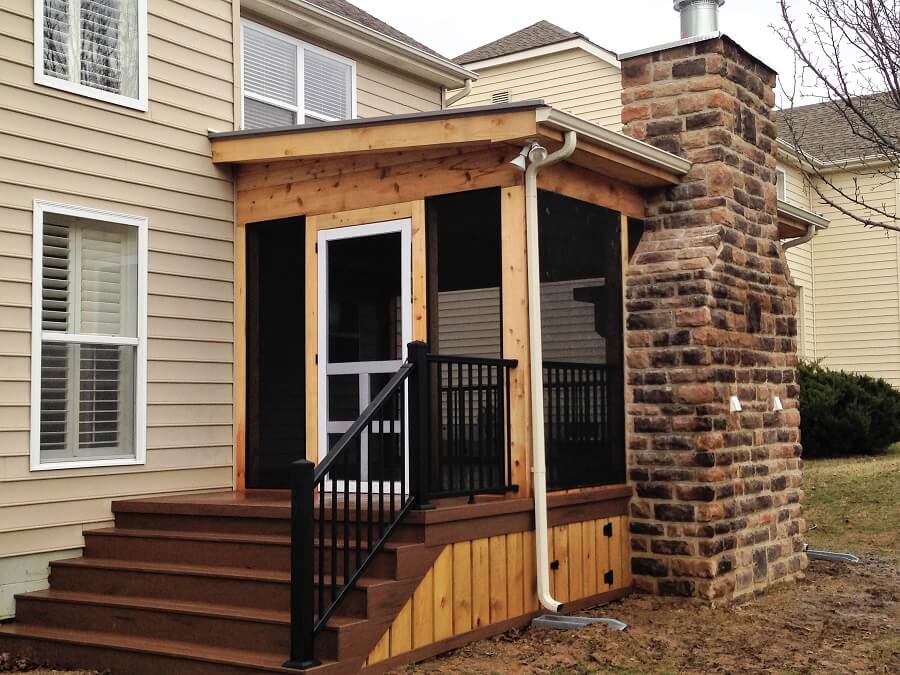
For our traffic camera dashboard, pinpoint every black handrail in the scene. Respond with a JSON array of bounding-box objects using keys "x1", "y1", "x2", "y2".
[
  {"x1": 285, "y1": 342, "x2": 518, "y2": 667},
  {"x1": 543, "y1": 360, "x2": 622, "y2": 491},
  {"x1": 285, "y1": 354, "x2": 417, "y2": 668},
  {"x1": 427, "y1": 352, "x2": 517, "y2": 501}
]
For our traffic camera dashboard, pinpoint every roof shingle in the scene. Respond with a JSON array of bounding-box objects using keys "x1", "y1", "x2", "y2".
[
  {"x1": 454, "y1": 20, "x2": 582, "y2": 65},
  {"x1": 778, "y1": 94, "x2": 900, "y2": 162},
  {"x1": 304, "y1": 0, "x2": 441, "y2": 56}
]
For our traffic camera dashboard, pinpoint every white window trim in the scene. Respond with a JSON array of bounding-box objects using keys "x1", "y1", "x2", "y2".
[
  {"x1": 30, "y1": 200, "x2": 148, "y2": 471},
  {"x1": 240, "y1": 18, "x2": 357, "y2": 129},
  {"x1": 33, "y1": 0, "x2": 149, "y2": 112},
  {"x1": 776, "y1": 168, "x2": 787, "y2": 201}
]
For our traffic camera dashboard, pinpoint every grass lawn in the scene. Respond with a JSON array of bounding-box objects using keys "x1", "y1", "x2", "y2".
[{"x1": 803, "y1": 443, "x2": 900, "y2": 560}]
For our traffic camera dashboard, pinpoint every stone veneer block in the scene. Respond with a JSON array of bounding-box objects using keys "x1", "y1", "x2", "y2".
[{"x1": 620, "y1": 35, "x2": 807, "y2": 602}]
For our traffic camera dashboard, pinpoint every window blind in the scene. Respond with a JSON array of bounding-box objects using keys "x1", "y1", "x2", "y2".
[
  {"x1": 41, "y1": 0, "x2": 140, "y2": 100},
  {"x1": 304, "y1": 49, "x2": 351, "y2": 120},
  {"x1": 243, "y1": 26, "x2": 297, "y2": 105},
  {"x1": 39, "y1": 219, "x2": 135, "y2": 460},
  {"x1": 241, "y1": 21, "x2": 354, "y2": 129}
]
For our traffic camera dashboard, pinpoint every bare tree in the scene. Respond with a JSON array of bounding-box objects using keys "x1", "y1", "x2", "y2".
[{"x1": 776, "y1": 0, "x2": 900, "y2": 233}]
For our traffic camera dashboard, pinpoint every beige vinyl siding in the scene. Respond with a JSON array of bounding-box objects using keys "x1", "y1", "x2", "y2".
[
  {"x1": 0, "y1": 0, "x2": 236, "y2": 616},
  {"x1": 356, "y1": 58, "x2": 442, "y2": 116},
  {"x1": 810, "y1": 171, "x2": 900, "y2": 386},
  {"x1": 457, "y1": 49, "x2": 623, "y2": 131},
  {"x1": 779, "y1": 163, "x2": 816, "y2": 358},
  {"x1": 436, "y1": 280, "x2": 606, "y2": 362}
]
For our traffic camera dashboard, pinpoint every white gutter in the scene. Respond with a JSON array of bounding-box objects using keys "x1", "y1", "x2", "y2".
[
  {"x1": 524, "y1": 130, "x2": 578, "y2": 613},
  {"x1": 444, "y1": 79, "x2": 473, "y2": 108},
  {"x1": 536, "y1": 107, "x2": 693, "y2": 177},
  {"x1": 778, "y1": 200, "x2": 828, "y2": 249}
]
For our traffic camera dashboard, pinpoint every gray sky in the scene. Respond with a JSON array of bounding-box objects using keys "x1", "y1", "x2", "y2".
[{"x1": 350, "y1": 0, "x2": 807, "y2": 104}]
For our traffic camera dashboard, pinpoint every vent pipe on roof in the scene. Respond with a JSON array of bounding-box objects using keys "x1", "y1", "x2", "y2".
[{"x1": 674, "y1": 0, "x2": 724, "y2": 39}]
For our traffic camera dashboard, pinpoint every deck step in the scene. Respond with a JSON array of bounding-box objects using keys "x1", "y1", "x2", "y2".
[
  {"x1": 50, "y1": 557, "x2": 291, "y2": 611},
  {"x1": 0, "y1": 623, "x2": 350, "y2": 674},
  {"x1": 14, "y1": 590, "x2": 290, "y2": 656},
  {"x1": 83, "y1": 528, "x2": 291, "y2": 570}
]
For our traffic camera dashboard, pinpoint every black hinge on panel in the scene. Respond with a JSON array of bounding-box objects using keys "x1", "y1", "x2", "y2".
[
  {"x1": 315, "y1": 242, "x2": 318, "y2": 253},
  {"x1": 603, "y1": 522, "x2": 613, "y2": 538},
  {"x1": 550, "y1": 560, "x2": 560, "y2": 571},
  {"x1": 604, "y1": 570, "x2": 614, "y2": 585},
  {"x1": 315, "y1": 353, "x2": 318, "y2": 365}
]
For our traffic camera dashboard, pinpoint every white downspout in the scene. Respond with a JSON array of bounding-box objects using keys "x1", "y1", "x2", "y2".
[
  {"x1": 524, "y1": 131, "x2": 577, "y2": 612},
  {"x1": 782, "y1": 223, "x2": 817, "y2": 250},
  {"x1": 444, "y1": 79, "x2": 473, "y2": 108}
]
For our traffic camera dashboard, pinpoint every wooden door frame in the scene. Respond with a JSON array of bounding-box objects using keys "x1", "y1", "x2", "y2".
[
  {"x1": 316, "y1": 217, "x2": 413, "y2": 481},
  {"x1": 232, "y1": 201, "x2": 427, "y2": 491}
]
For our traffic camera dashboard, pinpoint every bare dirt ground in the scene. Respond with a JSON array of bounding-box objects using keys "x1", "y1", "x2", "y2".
[{"x1": 397, "y1": 555, "x2": 899, "y2": 675}]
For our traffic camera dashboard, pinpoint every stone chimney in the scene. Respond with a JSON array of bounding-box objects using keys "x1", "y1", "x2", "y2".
[{"x1": 619, "y1": 36, "x2": 807, "y2": 602}]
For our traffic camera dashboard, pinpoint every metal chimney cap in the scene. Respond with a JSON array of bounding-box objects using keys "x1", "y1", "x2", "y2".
[{"x1": 673, "y1": 0, "x2": 724, "y2": 9}]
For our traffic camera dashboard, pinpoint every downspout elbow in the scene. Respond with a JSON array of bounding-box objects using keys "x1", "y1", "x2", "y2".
[
  {"x1": 524, "y1": 131, "x2": 577, "y2": 613},
  {"x1": 444, "y1": 79, "x2": 473, "y2": 108},
  {"x1": 782, "y1": 223, "x2": 818, "y2": 250}
]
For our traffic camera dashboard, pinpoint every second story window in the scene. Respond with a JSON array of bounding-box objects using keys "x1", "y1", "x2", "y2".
[
  {"x1": 35, "y1": 0, "x2": 148, "y2": 110},
  {"x1": 241, "y1": 20, "x2": 356, "y2": 130}
]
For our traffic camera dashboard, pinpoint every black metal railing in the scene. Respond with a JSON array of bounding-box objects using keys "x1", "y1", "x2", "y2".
[
  {"x1": 285, "y1": 342, "x2": 517, "y2": 668},
  {"x1": 543, "y1": 360, "x2": 622, "y2": 491},
  {"x1": 427, "y1": 354, "x2": 517, "y2": 500}
]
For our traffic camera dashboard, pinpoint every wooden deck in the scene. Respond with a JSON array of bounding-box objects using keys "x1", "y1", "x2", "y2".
[{"x1": 0, "y1": 486, "x2": 632, "y2": 674}]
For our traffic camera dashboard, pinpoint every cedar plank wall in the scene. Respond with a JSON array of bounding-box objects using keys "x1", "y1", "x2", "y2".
[
  {"x1": 454, "y1": 48, "x2": 623, "y2": 131},
  {"x1": 0, "y1": 0, "x2": 238, "y2": 618},
  {"x1": 365, "y1": 516, "x2": 631, "y2": 669}
]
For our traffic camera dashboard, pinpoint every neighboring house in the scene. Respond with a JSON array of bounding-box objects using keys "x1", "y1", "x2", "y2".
[
  {"x1": 777, "y1": 101, "x2": 900, "y2": 386},
  {"x1": 454, "y1": 21, "x2": 623, "y2": 131},
  {"x1": 453, "y1": 22, "x2": 900, "y2": 387},
  {"x1": 0, "y1": 5, "x2": 810, "y2": 674},
  {"x1": 0, "y1": 0, "x2": 468, "y2": 620}
]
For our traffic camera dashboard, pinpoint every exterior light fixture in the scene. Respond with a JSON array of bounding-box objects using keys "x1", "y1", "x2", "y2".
[
  {"x1": 729, "y1": 395, "x2": 742, "y2": 413},
  {"x1": 772, "y1": 396, "x2": 784, "y2": 412},
  {"x1": 510, "y1": 145, "x2": 531, "y2": 171}
]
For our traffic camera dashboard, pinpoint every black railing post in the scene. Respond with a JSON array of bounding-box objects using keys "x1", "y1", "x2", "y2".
[
  {"x1": 284, "y1": 459, "x2": 320, "y2": 670},
  {"x1": 407, "y1": 341, "x2": 434, "y2": 510}
]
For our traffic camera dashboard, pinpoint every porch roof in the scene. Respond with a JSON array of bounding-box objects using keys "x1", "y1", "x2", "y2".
[{"x1": 209, "y1": 101, "x2": 692, "y2": 189}]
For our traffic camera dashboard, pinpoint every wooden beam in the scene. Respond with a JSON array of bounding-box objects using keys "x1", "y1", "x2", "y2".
[
  {"x1": 411, "y1": 200, "x2": 428, "y2": 342},
  {"x1": 537, "y1": 162, "x2": 645, "y2": 220},
  {"x1": 237, "y1": 146, "x2": 522, "y2": 224},
  {"x1": 236, "y1": 147, "x2": 477, "y2": 193},
  {"x1": 234, "y1": 223, "x2": 247, "y2": 490},
  {"x1": 500, "y1": 185, "x2": 532, "y2": 498},
  {"x1": 213, "y1": 110, "x2": 540, "y2": 165}
]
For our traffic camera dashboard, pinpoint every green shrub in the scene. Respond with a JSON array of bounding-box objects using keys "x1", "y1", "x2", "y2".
[{"x1": 799, "y1": 360, "x2": 900, "y2": 458}]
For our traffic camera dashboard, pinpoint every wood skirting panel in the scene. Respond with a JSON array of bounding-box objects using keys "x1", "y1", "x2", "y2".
[{"x1": 365, "y1": 514, "x2": 631, "y2": 668}]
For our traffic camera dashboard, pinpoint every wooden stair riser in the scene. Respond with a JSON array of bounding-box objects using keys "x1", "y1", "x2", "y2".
[
  {"x1": 114, "y1": 512, "x2": 290, "y2": 537},
  {"x1": 0, "y1": 634, "x2": 289, "y2": 675},
  {"x1": 14, "y1": 596, "x2": 290, "y2": 656},
  {"x1": 84, "y1": 532, "x2": 290, "y2": 571},
  {"x1": 50, "y1": 563, "x2": 290, "y2": 613}
]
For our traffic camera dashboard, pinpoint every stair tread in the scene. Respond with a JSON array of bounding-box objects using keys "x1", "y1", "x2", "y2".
[
  {"x1": 52, "y1": 556, "x2": 291, "y2": 582},
  {"x1": 86, "y1": 527, "x2": 291, "y2": 545},
  {"x1": 17, "y1": 589, "x2": 290, "y2": 624},
  {"x1": 0, "y1": 623, "x2": 307, "y2": 672}
]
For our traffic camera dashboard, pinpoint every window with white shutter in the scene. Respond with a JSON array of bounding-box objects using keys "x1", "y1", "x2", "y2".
[
  {"x1": 34, "y1": 0, "x2": 148, "y2": 110},
  {"x1": 241, "y1": 20, "x2": 356, "y2": 130},
  {"x1": 31, "y1": 201, "x2": 147, "y2": 470}
]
